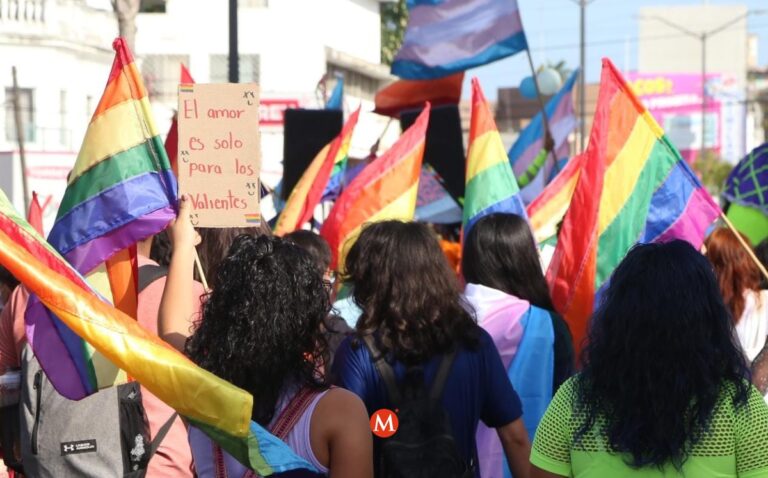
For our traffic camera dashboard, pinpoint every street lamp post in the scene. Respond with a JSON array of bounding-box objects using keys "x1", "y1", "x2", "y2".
[
  {"x1": 643, "y1": 10, "x2": 765, "y2": 161},
  {"x1": 228, "y1": 0, "x2": 239, "y2": 83}
]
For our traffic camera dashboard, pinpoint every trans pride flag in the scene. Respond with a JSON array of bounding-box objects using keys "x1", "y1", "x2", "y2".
[
  {"x1": 33, "y1": 38, "x2": 177, "y2": 398},
  {"x1": 0, "y1": 189, "x2": 315, "y2": 476},
  {"x1": 547, "y1": 59, "x2": 721, "y2": 353},
  {"x1": 510, "y1": 70, "x2": 578, "y2": 204},
  {"x1": 391, "y1": 0, "x2": 528, "y2": 80},
  {"x1": 463, "y1": 78, "x2": 526, "y2": 237}
]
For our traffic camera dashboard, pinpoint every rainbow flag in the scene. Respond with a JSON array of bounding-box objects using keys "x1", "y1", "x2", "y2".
[
  {"x1": 321, "y1": 105, "x2": 430, "y2": 270},
  {"x1": 526, "y1": 153, "x2": 585, "y2": 244},
  {"x1": 463, "y1": 78, "x2": 526, "y2": 237},
  {"x1": 321, "y1": 106, "x2": 359, "y2": 202},
  {"x1": 547, "y1": 59, "x2": 721, "y2": 353},
  {"x1": 36, "y1": 38, "x2": 177, "y2": 399},
  {"x1": 0, "y1": 188, "x2": 315, "y2": 476},
  {"x1": 274, "y1": 107, "x2": 360, "y2": 236}
]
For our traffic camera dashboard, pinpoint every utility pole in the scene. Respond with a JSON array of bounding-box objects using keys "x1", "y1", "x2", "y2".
[
  {"x1": 228, "y1": 0, "x2": 239, "y2": 83},
  {"x1": 571, "y1": 0, "x2": 596, "y2": 153},
  {"x1": 643, "y1": 10, "x2": 765, "y2": 162},
  {"x1": 11, "y1": 67, "x2": 29, "y2": 216}
]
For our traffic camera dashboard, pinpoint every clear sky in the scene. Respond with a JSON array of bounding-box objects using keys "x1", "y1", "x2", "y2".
[{"x1": 465, "y1": 0, "x2": 768, "y2": 100}]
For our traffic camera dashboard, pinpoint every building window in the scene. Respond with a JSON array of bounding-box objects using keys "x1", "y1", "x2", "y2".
[
  {"x1": 140, "y1": 0, "x2": 166, "y2": 12},
  {"x1": 210, "y1": 54, "x2": 260, "y2": 84},
  {"x1": 5, "y1": 88, "x2": 35, "y2": 143},
  {"x1": 325, "y1": 64, "x2": 382, "y2": 100},
  {"x1": 142, "y1": 54, "x2": 191, "y2": 103}
]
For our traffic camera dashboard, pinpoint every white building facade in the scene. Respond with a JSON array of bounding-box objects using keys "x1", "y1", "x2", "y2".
[
  {"x1": 1, "y1": 0, "x2": 395, "y2": 228},
  {"x1": 0, "y1": 0, "x2": 116, "y2": 230},
  {"x1": 135, "y1": 0, "x2": 396, "y2": 192}
]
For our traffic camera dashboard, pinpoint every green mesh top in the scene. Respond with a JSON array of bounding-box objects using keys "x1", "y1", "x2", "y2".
[{"x1": 531, "y1": 377, "x2": 768, "y2": 478}]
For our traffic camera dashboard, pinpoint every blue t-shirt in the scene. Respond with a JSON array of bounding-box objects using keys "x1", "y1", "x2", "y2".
[{"x1": 332, "y1": 328, "x2": 523, "y2": 465}]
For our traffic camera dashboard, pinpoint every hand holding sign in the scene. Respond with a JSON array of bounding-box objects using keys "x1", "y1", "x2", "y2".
[{"x1": 177, "y1": 83, "x2": 262, "y2": 227}]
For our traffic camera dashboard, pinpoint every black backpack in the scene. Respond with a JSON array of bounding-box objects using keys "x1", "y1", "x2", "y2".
[{"x1": 363, "y1": 336, "x2": 473, "y2": 478}]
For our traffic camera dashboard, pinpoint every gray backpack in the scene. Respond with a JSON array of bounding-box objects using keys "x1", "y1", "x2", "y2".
[{"x1": 17, "y1": 264, "x2": 176, "y2": 477}]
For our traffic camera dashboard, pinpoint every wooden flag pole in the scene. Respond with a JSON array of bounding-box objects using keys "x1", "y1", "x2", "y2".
[
  {"x1": 720, "y1": 212, "x2": 768, "y2": 282},
  {"x1": 193, "y1": 247, "x2": 209, "y2": 291}
]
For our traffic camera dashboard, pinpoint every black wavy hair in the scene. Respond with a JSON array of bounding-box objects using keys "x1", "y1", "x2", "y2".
[
  {"x1": 575, "y1": 240, "x2": 750, "y2": 469},
  {"x1": 185, "y1": 234, "x2": 330, "y2": 425},
  {"x1": 462, "y1": 213, "x2": 554, "y2": 310},
  {"x1": 149, "y1": 229, "x2": 172, "y2": 267},
  {"x1": 284, "y1": 230, "x2": 332, "y2": 276},
  {"x1": 197, "y1": 225, "x2": 272, "y2": 289},
  {"x1": 344, "y1": 220, "x2": 478, "y2": 365}
]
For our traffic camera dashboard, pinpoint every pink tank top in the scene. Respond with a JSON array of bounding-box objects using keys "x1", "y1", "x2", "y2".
[{"x1": 189, "y1": 388, "x2": 330, "y2": 477}]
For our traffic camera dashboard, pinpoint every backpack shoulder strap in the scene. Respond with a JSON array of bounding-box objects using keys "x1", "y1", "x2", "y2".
[
  {"x1": 137, "y1": 264, "x2": 169, "y2": 293},
  {"x1": 145, "y1": 413, "x2": 178, "y2": 462},
  {"x1": 429, "y1": 349, "x2": 457, "y2": 400},
  {"x1": 361, "y1": 335, "x2": 402, "y2": 406}
]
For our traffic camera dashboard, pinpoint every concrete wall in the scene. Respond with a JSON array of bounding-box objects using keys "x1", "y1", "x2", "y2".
[{"x1": 638, "y1": 5, "x2": 748, "y2": 88}]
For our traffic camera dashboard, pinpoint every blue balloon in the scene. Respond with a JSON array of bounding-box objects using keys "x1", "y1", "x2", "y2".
[{"x1": 520, "y1": 76, "x2": 538, "y2": 99}]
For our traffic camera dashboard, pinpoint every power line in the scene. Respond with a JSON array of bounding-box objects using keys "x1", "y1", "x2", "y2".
[{"x1": 529, "y1": 23, "x2": 768, "y2": 53}]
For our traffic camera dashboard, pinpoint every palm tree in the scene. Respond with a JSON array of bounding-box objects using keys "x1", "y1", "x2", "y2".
[{"x1": 112, "y1": 0, "x2": 141, "y2": 52}]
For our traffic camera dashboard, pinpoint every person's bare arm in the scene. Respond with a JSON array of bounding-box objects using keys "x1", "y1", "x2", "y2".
[
  {"x1": 311, "y1": 388, "x2": 373, "y2": 478},
  {"x1": 498, "y1": 417, "x2": 531, "y2": 478},
  {"x1": 530, "y1": 465, "x2": 567, "y2": 478},
  {"x1": 158, "y1": 195, "x2": 201, "y2": 352}
]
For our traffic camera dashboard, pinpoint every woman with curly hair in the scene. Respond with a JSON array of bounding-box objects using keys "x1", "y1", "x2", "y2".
[
  {"x1": 704, "y1": 228, "x2": 768, "y2": 363},
  {"x1": 531, "y1": 241, "x2": 768, "y2": 477},
  {"x1": 332, "y1": 220, "x2": 530, "y2": 478},
  {"x1": 462, "y1": 213, "x2": 573, "y2": 477},
  {"x1": 159, "y1": 196, "x2": 372, "y2": 478}
]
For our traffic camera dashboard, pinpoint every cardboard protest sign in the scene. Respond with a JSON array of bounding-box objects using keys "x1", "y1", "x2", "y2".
[{"x1": 177, "y1": 83, "x2": 261, "y2": 227}]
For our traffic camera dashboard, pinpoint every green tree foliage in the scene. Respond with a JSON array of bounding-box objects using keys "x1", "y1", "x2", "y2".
[
  {"x1": 540, "y1": 60, "x2": 573, "y2": 81},
  {"x1": 381, "y1": 0, "x2": 408, "y2": 65},
  {"x1": 693, "y1": 150, "x2": 734, "y2": 196}
]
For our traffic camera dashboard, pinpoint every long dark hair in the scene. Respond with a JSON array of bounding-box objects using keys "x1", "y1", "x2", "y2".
[
  {"x1": 576, "y1": 240, "x2": 750, "y2": 469},
  {"x1": 197, "y1": 225, "x2": 272, "y2": 288},
  {"x1": 344, "y1": 221, "x2": 478, "y2": 365},
  {"x1": 462, "y1": 213, "x2": 554, "y2": 310},
  {"x1": 186, "y1": 235, "x2": 329, "y2": 425}
]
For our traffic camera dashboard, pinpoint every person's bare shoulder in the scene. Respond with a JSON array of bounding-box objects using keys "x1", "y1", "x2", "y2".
[{"x1": 315, "y1": 387, "x2": 368, "y2": 422}]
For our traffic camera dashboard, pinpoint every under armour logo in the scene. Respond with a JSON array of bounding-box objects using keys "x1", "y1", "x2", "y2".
[{"x1": 60, "y1": 439, "x2": 97, "y2": 456}]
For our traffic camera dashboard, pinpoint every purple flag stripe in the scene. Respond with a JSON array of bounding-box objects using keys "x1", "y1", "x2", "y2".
[
  {"x1": 64, "y1": 206, "x2": 175, "y2": 274},
  {"x1": 655, "y1": 188, "x2": 720, "y2": 248}
]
